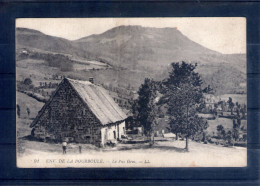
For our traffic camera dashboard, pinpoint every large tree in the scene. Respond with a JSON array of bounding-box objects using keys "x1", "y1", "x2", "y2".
[
  {"x1": 163, "y1": 62, "x2": 208, "y2": 151},
  {"x1": 134, "y1": 78, "x2": 158, "y2": 145},
  {"x1": 227, "y1": 97, "x2": 235, "y2": 115}
]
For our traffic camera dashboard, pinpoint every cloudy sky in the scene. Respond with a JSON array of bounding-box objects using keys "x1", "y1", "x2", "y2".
[{"x1": 16, "y1": 18, "x2": 246, "y2": 54}]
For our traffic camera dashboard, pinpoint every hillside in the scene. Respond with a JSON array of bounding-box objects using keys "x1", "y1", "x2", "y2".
[
  {"x1": 16, "y1": 26, "x2": 246, "y2": 94},
  {"x1": 16, "y1": 28, "x2": 86, "y2": 57},
  {"x1": 75, "y1": 26, "x2": 245, "y2": 70},
  {"x1": 76, "y1": 26, "x2": 219, "y2": 68}
]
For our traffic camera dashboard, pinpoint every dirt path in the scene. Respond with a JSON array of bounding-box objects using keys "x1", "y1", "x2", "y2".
[{"x1": 17, "y1": 139, "x2": 246, "y2": 168}]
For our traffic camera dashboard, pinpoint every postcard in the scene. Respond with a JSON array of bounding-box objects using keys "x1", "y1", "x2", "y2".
[{"x1": 16, "y1": 18, "x2": 247, "y2": 168}]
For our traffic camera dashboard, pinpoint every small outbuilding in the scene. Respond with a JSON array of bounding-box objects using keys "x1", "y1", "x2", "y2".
[{"x1": 30, "y1": 78, "x2": 127, "y2": 147}]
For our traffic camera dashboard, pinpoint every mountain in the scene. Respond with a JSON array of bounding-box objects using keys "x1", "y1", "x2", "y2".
[
  {"x1": 16, "y1": 28, "x2": 86, "y2": 57},
  {"x1": 75, "y1": 26, "x2": 245, "y2": 71},
  {"x1": 75, "y1": 26, "x2": 218, "y2": 68},
  {"x1": 16, "y1": 26, "x2": 246, "y2": 95}
]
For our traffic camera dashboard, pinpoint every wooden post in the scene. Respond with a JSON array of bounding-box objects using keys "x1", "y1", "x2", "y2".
[{"x1": 117, "y1": 123, "x2": 120, "y2": 140}]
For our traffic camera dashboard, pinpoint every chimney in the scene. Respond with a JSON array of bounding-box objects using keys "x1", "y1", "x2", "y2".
[{"x1": 89, "y1": 77, "x2": 94, "y2": 84}]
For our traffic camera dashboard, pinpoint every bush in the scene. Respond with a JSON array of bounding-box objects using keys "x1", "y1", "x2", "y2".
[{"x1": 23, "y1": 78, "x2": 32, "y2": 85}]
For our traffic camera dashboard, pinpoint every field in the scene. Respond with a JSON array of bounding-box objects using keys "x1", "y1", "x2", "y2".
[
  {"x1": 16, "y1": 91, "x2": 44, "y2": 119},
  {"x1": 206, "y1": 118, "x2": 234, "y2": 135}
]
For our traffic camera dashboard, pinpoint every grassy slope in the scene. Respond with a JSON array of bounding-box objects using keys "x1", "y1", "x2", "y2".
[
  {"x1": 16, "y1": 91, "x2": 44, "y2": 137},
  {"x1": 206, "y1": 117, "x2": 247, "y2": 136},
  {"x1": 16, "y1": 91, "x2": 44, "y2": 119},
  {"x1": 16, "y1": 58, "x2": 61, "y2": 83},
  {"x1": 206, "y1": 118, "x2": 233, "y2": 136}
]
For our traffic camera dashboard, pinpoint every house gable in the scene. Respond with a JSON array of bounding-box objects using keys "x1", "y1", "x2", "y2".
[{"x1": 31, "y1": 79, "x2": 103, "y2": 143}]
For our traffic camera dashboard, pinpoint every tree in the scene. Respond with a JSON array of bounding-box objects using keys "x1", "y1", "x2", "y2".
[
  {"x1": 213, "y1": 103, "x2": 218, "y2": 116},
  {"x1": 217, "y1": 125, "x2": 226, "y2": 139},
  {"x1": 135, "y1": 78, "x2": 158, "y2": 145},
  {"x1": 232, "y1": 119, "x2": 239, "y2": 146},
  {"x1": 26, "y1": 107, "x2": 30, "y2": 117},
  {"x1": 237, "y1": 118, "x2": 241, "y2": 128},
  {"x1": 227, "y1": 97, "x2": 235, "y2": 115},
  {"x1": 23, "y1": 78, "x2": 32, "y2": 85},
  {"x1": 226, "y1": 130, "x2": 232, "y2": 145},
  {"x1": 236, "y1": 107, "x2": 241, "y2": 118},
  {"x1": 163, "y1": 62, "x2": 208, "y2": 151},
  {"x1": 203, "y1": 85, "x2": 213, "y2": 94},
  {"x1": 241, "y1": 104, "x2": 246, "y2": 119},
  {"x1": 17, "y1": 104, "x2": 21, "y2": 118},
  {"x1": 217, "y1": 125, "x2": 224, "y2": 132}
]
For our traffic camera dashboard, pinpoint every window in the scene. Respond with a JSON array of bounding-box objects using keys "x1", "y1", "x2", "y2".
[{"x1": 85, "y1": 136, "x2": 90, "y2": 140}]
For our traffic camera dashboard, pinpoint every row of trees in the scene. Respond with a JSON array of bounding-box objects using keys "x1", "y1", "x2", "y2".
[
  {"x1": 39, "y1": 82, "x2": 59, "y2": 89},
  {"x1": 18, "y1": 78, "x2": 48, "y2": 97},
  {"x1": 216, "y1": 119, "x2": 246, "y2": 145},
  {"x1": 215, "y1": 96, "x2": 247, "y2": 145},
  {"x1": 133, "y1": 62, "x2": 209, "y2": 151}
]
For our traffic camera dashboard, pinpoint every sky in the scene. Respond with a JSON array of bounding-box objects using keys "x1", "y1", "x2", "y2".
[{"x1": 16, "y1": 18, "x2": 246, "y2": 54}]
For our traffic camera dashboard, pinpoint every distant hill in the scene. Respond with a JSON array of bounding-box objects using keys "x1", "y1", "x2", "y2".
[
  {"x1": 16, "y1": 26, "x2": 246, "y2": 95},
  {"x1": 16, "y1": 27, "x2": 87, "y2": 58}
]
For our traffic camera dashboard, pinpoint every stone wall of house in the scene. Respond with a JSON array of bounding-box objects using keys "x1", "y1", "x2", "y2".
[
  {"x1": 118, "y1": 121, "x2": 126, "y2": 138},
  {"x1": 100, "y1": 121, "x2": 125, "y2": 146},
  {"x1": 32, "y1": 79, "x2": 102, "y2": 146}
]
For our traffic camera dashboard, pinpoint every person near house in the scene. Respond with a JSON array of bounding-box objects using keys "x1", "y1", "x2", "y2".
[
  {"x1": 79, "y1": 145, "x2": 82, "y2": 154},
  {"x1": 62, "y1": 141, "x2": 67, "y2": 154}
]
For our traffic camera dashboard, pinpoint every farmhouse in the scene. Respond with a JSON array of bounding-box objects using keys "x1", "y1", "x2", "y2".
[{"x1": 30, "y1": 78, "x2": 127, "y2": 147}]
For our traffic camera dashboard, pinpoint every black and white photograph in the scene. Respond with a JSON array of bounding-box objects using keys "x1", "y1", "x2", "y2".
[{"x1": 16, "y1": 18, "x2": 247, "y2": 168}]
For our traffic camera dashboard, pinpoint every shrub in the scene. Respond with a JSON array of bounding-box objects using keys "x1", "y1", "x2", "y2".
[{"x1": 23, "y1": 78, "x2": 32, "y2": 85}]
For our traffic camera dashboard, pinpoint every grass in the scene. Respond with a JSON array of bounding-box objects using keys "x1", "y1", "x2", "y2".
[
  {"x1": 207, "y1": 118, "x2": 233, "y2": 135},
  {"x1": 16, "y1": 91, "x2": 44, "y2": 119},
  {"x1": 206, "y1": 117, "x2": 247, "y2": 136}
]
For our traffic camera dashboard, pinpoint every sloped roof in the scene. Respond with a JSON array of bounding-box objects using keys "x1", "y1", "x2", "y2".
[{"x1": 66, "y1": 78, "x2": 127, "y2": 125}]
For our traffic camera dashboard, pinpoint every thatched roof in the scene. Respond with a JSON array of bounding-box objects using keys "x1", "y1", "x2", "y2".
[
  {"x1": 31, "y1": 78, "x2": 127, "y2": 127},
  {"x1": 66, "y1": 78, "x2": 127, "y2": 125}
]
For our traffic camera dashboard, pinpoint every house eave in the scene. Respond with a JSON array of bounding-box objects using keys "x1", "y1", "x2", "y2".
[{"x1": 102, "y1": 119, "x2": 126, "y2": 127}]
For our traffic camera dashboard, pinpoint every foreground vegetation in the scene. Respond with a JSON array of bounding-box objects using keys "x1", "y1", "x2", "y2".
[{"x1": 130, "y1": 61, "x2": 247, "y2": 151}]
